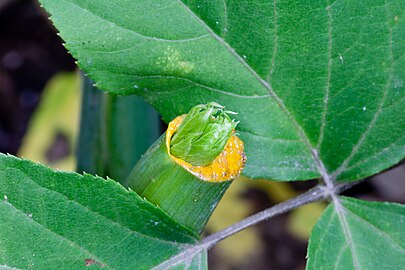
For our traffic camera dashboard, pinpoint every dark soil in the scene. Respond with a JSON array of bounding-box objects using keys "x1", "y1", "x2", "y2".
[{"x1": 0, "y1": 0, "x2": 75, "y2": 154}]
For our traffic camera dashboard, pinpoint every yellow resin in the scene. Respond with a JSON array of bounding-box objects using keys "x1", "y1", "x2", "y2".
[{"x1": 166, "y1": 115, "x2": 246, "y2": 182}]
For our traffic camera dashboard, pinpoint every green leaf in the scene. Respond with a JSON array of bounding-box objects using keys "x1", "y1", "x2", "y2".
[
  {"x1": 77, "y1": 74, "x2": 162, "y2": 183},
  {"x1": 39, "y1": 0, "x2": 405, "y2": 181},
  {"x1": 307, "y1": 196, "x2": 405, "y2": 270},
  {"x1": 0, "y1": 153, "x2": 206, "y2": 270}
]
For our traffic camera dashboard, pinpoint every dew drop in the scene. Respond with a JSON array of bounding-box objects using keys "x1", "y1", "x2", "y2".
[{"x1": 338, "y1": 53, "x2": 344, "y2": 64}]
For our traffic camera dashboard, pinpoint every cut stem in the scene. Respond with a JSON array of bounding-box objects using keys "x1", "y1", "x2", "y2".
[{"x1": 126, "y1": 103, "x2": 245, "y2": 234}]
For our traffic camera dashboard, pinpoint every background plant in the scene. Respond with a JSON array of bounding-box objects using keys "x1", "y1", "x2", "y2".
[{"x1": 0, "y1": 0, "x2": 404, "y2": 269}]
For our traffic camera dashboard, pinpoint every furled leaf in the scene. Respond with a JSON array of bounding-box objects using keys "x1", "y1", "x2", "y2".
[
  {"x1": 75, "y1": 74, "x2": 106, "y2": 177},
  {"x1": 307, "y1": 196, "x2": 405, "y2": 270},
  {"x1": 39, "y1": 0, "x2": 405, "y2": 182},
  {"x1": 0, "y1": 153, "x2": 205, "y2": 270},
  {"x1": 76, "y1": 74, "x2": 162, "y2": 183}
]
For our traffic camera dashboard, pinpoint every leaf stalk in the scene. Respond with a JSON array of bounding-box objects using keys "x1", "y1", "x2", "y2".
[{"x1": 154, "y1": 181, "x2": 361, "y2": 269}]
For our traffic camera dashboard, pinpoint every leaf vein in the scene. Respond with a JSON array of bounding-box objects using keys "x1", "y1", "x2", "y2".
[
  {"x1": 220, "y1": 0, "x2": 228, "y2": 37},
  {"x1": 0, "y1": 265, "x2": 23, "y2": 270},
  {"x1": 344, "y1": 131, "x2": 405, "y2": 172},
  {"x1": 333, "y1": 198, "x2": 361, "y2": 270},
  {"x1": 176, "y1": 0, "x2": 327, "y2": 181},
  {"x1": 62, "y1": 0, "x2": 209, "y2": 43},
  {"x1": 132, "y1": 74, "x2": 272, "y2": 99},
  {"x1": 344, "y1": 207, "x2": 405, "y2": 252},
  {"x1": 317, "y1": 2, "x2": 333, "y2": 151},
  {"x1": 10, "y1": 166, "x2": 192, "y2": 246},
  {"x1": 332, "y1": 2, "x2": 394, "y2": 180},
  {"x1": 0, "y1": 201, "x2": 113, "y2": 270},
  {"x1": 266, "y1": 0, "x2": 279, "y2": 82}
]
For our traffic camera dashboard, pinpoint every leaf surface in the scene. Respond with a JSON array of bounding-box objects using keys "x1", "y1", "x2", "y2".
[
  {"x1": 307, "y1": 196, "x2": 405, "y2": 269},
  {"x1": 0, "y1": 154, "x2": 205, "y2": 270},
  {"x1": 39, "y1": 0, "x2": 405, "y2": 181}
]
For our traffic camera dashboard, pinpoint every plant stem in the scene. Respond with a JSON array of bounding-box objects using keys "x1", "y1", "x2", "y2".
[
  {"x1": 203, "y1": 180, "x2": 361, "y2": 247},
  {"x1": 154, "y1": 181, "x2": 360, "y2": 269},
  {"x1": 202, "y1": 185, "x2": 325, "y2": 247},
  {"x1": 126, "y1": 135, "x2": 233, "y2": 234}
]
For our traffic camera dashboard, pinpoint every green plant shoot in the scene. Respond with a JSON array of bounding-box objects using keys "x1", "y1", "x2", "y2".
[{"x1": 170, "y1": 102, "x2": 238, "y2": 166}]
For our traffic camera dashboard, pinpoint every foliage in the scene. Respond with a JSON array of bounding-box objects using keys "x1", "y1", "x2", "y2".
[
  {"x1": 0, "y1": 154, "x2": 203, "y2": 269},
  {"x1": 39, "y1": 0, "x2": 405, "y2": 182},
  {"x1": 0, "y1": 0, "x2": 404, "y2": 269},
  {"x1": 307, "y1": 197, "x2": 405, "y2": 269}
]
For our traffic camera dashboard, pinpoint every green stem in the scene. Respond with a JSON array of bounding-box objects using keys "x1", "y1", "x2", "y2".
[{"x1": 126, "y1": 135, "x2": 230, "y2": 234}]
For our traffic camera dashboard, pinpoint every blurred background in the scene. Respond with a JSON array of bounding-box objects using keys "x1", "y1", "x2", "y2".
[{"x1": 1, "y1": 1, "x2": 404, "y2": 269}]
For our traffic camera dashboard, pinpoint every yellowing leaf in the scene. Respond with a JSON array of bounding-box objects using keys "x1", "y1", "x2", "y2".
[{"x1": 18, "y1": 72, "x2": 81, "y2": 171}]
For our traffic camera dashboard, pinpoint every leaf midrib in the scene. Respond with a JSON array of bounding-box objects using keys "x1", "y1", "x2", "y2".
[
  {"x1": 331, "y1": 2, "x2": 395, "y2": 179},
  {"x1": 60, "y1": 0, "x2": 208, "y2": 43},
  {"x1": 333, "y1": 199, "x2": 361, "y2": 270},
  {"x1": 330, "y1": 198, "x2": 405, "y2": 270},
  {"x1": 87, "y1": 71, "x2": 272, "y2": 100},
  {"x1": 344, "y1": 207, "x2": 405, "y2": 252}
]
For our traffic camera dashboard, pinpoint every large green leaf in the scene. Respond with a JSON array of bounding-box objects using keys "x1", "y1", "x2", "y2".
[
  {"x1": 39, "y1": 0, "x2": 405, "y2": 181},
  {"x1": 307, "y1": 196, "x2": 405, "y2": 269},
  {"x1": 0, "y1": 154, "x2": 205, "y2": 270}
]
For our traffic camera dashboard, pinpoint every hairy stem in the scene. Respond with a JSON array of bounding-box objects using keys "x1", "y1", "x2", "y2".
[
  {"x1": 202, "y1": 181, "x2": 360, "y2": 247},
  {"x1": 154, "y1": 181, "x2": 361, "y2": 269},
  {"x1": 154, "y1": 181, "x2": 359, "y2": 269},
  {"x1": 154, "y1": 182, "x2": 358, "y2": 269},
  {"x1": 202, "y1": 185, "x2": 325, "y2": 247}
]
